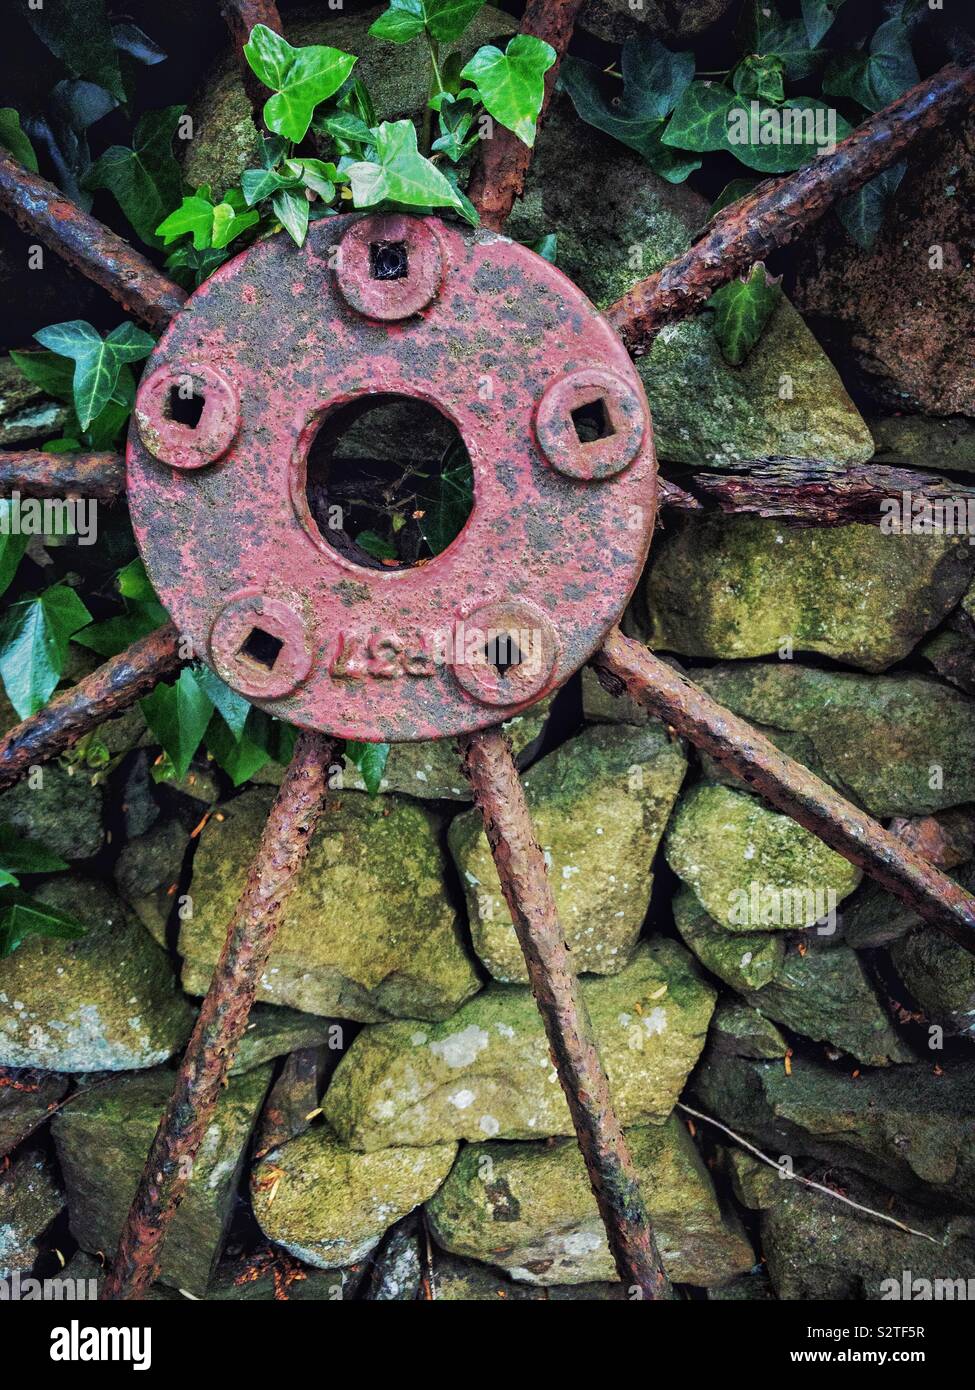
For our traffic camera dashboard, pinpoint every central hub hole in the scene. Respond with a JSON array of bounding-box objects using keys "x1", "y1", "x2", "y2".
[
  {"x1": 370, "y1": 241, "x2": 409, "y2": 281},
  {"x1": 571, "y1": 397, "x2": 613, "y2": 444},
  {"x1": 165, "y1": 382, "x2": 206, "y2": 429},
  {"x1": 239, "y1": 626, "x2": 283, "y2": 671},
  {"x1": 305, "y1": 394, "x2": 473, "y2": 570},
  {"x1": 484, "y1": 632, "x2": 523, "y2": 676}
]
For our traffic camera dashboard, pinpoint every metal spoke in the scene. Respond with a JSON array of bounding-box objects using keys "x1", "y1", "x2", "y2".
[
  {"x1": 0, "y1": 449, "x2": 125, "y2": 502},
  {"x1": 593, "y1": 626, "x2": 975, "y2": 955},
  {"x1": 0, "y1": 624, "x2": 183, "y2": 792},
  {"x1": 102, "y1": 729, "x2": 337, "y2": 1300},
  {"x1": 607, "y1": 62, "x2": 975, "y2": 353},
  {"x1": 0, "y1": 150, "x2": 185, "y2": 332},
  {"x1": 459, "y1": 726, "x2": 673, "y2": 1299}
]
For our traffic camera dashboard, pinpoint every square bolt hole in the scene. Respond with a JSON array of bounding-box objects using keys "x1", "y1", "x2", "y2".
[
  {"x1": 484, "y1": 632, "x2": 522, "y2": 676},
  {"x1": 369, "y1": 241, "x2": 409, "y2": 281},
  {"x1": 165, "y1": 382, "x2": 206, "y2": 429},
  {"x1": 571, "y1": 397, "x2": 614, "y2": 445},
  {"x1": 239, "y1": 626, "x2": 283, "y2": 671}
]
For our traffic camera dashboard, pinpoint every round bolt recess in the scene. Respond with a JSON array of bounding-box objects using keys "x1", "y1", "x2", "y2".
[
  {"x1": 127, "y1": 212, "x2": 658, "y2": 741},
  {"x1": 135, "y1": 361, "x2": 239, "y2": 469},
  {"x1": 335, "y1": 213, "x2": 445, "y2": 321},
  {"x1": 451, "y1": 601, "x2": 560, "y2": 707},
  {"x1": 535, "y1": 367, "x2": 646, "y2": 481},
  {"x1": 208, "y1": 593, "x2": 312, "y2": 700}
]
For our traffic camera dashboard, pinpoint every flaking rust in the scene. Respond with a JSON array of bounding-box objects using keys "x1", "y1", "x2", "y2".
[{"x1": 126, "y1": 211, "x2": 658, "y2": 742}]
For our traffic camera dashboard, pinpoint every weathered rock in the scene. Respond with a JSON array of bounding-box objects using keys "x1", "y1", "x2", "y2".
[
  {"x1": 507, "y1": 99, "x2": 873, "y2": 467},
  {"x1": 230, "y1": 1005, "x2": 342, "y2": 1076},
  {"x1": 53, "y1": 1066, "x2": 271, "y2": 1297},
  {"x1": 367, "y1": 1214, "x2": 423, "y2": 1301},
  {"x1": 0, "y1": 1149, "x2": 63, "y2": 1278},
  {"x1": 891, "y1": 927, "x2": 975, "y2": 1041},
  {"x1": 731, "y1": 1152, "x2": 975, "y2": 1301},
  {"x1": 644, "y1": 517, "x2": 975, "y2": 671},
  {"x1": 707, "y1": 1271, "x2": 775, "y2": 1301},
  {"x1": 0, "y1": 1067, "x2": 67, "y2": 1157},
  {"x1": 184, "y1": 5, "x2": 518, "y2": 196},
  {"x1": 449, "y1": 723, "x2": 687, "y2": 982},
  {"x1": 323, "y1": 939, "x2": 715, "y2": 1149},
  {"x1": 709, "y1": 1000, "x2": 789, "y2": 1060},
  {"x1": 696, "y1": 1051, "x2": 975, "y2": 1209},
  {"x1": 793, "y1": 125, "x2": 975, "y2": 416},
  {"x1": 114, "y1": 817, "x2": 189, "y2": 948},
  {"x1": 742, "y1": 940, "x2": 914, "y2": 1066},
  {"x1": 181, "y1": 786, "x2": 479, "y2": 1022},
  {"x1": 430, "y1": 1249, "x2": 627, "y2": 1299},
  {"x1": 581, "y1": 663, "x2": 654, "y2": 726},
  {"x1": 870, "y1": 414, "x2": 975, "y2": 473},
  {"x1": 691, "y1": 662, "x2": 975, "y2": 817},
  {"x1": 345, "y1": 700, "x2": 549, "y2": 801},
  {"x1": 206, "y1": 1248, "x2": 364, "y2": 1301},
  {"x1": 0, "y1": 763, "x2": 103, "y2": 860},
  {"x1": 0, "y1": 877, "x2": 193, "y2": 1071},
  {"x1": 427, "y1": 1115, "x2": 754, "y2": 1287},
  {"x1": 673, "y1": 886, "x2": 784, "y2": 993},
  {"x1": 665, "y1": 782, "x2": 861, "y2": 933},
  {"x1": 0, "y1": 355, "x2": 70, "y2": 447},
  {"x1": 252, "y1": 1126, "x2": 456, "y2": 1269},
  {"x1": 579, "y1": 0, "x2": 735, "y2": 44}
]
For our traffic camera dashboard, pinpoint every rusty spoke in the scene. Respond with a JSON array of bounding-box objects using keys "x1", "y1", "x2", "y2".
[
  {"x1": 102, "y1": 729, "x2": 336, "y2": 1300},
  {"x1": 0, "y1": 624, "x2": 183, "y2": 793},
  {"x1": 0, "y1": 151, "x2": 186, "y2": 333},
  {"x1": 467, "y1": 0, "x2": 586, "y2": 231},
  {"x1": 0, "y1": 449, "x2": 125, "y2": 502},
  {"x1": 594, "y1": 627, "x2": 975, "y2": 955},
  {"x1": 607, "y1": 62, "x2": 975, "y2": 354},
  {"x1": 459, "y1": 726, "x2": 673, "y2": 1298}
]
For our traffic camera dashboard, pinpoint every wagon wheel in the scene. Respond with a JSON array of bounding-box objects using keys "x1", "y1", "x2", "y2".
[{"x1": 0, "y1": 0, "x2": 973, "y2": 1303}]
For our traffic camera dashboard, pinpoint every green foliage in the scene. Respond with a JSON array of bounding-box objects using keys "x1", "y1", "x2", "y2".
[
  {"x1": 73, "y1": 558, "x2": 168, "y2": 658},
  {"x1": 707, "y1": 263, "x2": 782, "y2": 366},
  {"x1": 345, "y1": 741, "x2": 391, "y2": 796},
  {"x1": 0, "y1": 584, "x2": 92, "y2": 718},
  {"x1": 836, "y1": 160, "x2": 906, "y2": 249},
  {"x1": 243, "y1": 24, "x2": 357, "y2": 143},
  {"x1": 26, "y1": 0, "x2": 126, "y2": 103},
  {"x1": 416, "y1": 438, "x2": 474, "y2": 555},
  {"x1": 370, "y1": 0, "x2": 487, "y2": 45},
  {"x1": 155, "y1": 186, "x2": 259, "y2": 251},
  {"x1": 0, "y1": 824, "x2": 68, "y2": 888},
  {"x1": 0, "y1": 505, "x2": 29, "y2": 602},
  {"x1": 823, "y1": 13, "x2": 918, "y2": 112},
  {"x1": 346, "y1": 119, "x2": 476, "y2": 222},
  {"x1": 32, "y1": 320, "x2": 154, "y2": 431},
  {"x1": 460, "y1": 35, "x2": 556, "y2": 148},
  {"x1": 0, "y1": 109, "x2": 39, "y2": 171},
  {"x1": 140, "y1": 667, "x2": 215, "y2": 781},
  {"x1": 0, "y1": 895, "x2": 86, "y2": 959},
  {"x1": 83, "y1": 106, "x2": 185, "y2": 247}
]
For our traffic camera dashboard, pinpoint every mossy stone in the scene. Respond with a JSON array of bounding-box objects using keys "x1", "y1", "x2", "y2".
[
  {"x1": 644, "y1": 517, "x2": 975, "y2": 672},
  {"x1": 323, "y1": 939, "x2": 715, "y2": 1149},
  {"x1": 181, "y1": 786, "x2": 479, "y2": 1022},
  {"x1": 0, "y1": 877, "x2": 194, "y2": 1071},
  {"x1": 709, "y1": 1000, "x2": 789, "y2": 1060},
  {"x1": 665, "y1": 782, "x2": 861, "y2": 933},
  {"x1": 252, "y1": 1127, "x2": 456, "y2": 1269},
  {"x1": 427, "y1": 1115, "x2": 753, "y2": 1287},
  {"x1": 53, "y1": 1067, "x2": 271, "y2": 1297},
  {"x1": 0, "y1": 763, "x2": 103, "y2": 860},
  {"x1": 692, "y1": 662, "x2": 975, "y2": 817},
  {"x1": 449, "y1": 723, "x2": 687, "y2": 981},
  {"x1": 673, "y1": 885, "x2": 784, "y2": 993},
  {"x1": 0, "y1": 1149, "x2": 62, "y2": 1278},
  {"x1": 891, "y1": 927, "x2": 975, "y2": 1040}
]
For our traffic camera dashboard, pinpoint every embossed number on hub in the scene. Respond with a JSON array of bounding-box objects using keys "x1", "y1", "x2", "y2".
[{"x1": 330, "y1": 632, "x2": 437, "y2": 679}]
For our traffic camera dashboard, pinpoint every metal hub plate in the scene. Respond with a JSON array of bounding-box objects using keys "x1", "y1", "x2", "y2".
[{"x1": 127, "y1": 212, "x2": 658, "y2": 741}]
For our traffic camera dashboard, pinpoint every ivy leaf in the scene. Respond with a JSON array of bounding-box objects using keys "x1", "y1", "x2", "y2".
[
  {"x1": 345, "y1": 741, "x2": 390, "y2": 796},
  {"x1": 431, "y1": 95, "x2": 479, "y2": 162},
  {"x1": 0, "y1": 895, "x2": 87, "y2": 959},
  {"x1": 801, "y1": 0, "x2": 846, "y2": 47},
  {"x1": 75, "y1": 558, "x2": 167, "y2": 657},
  {"x1": 241, "y1": 166, "x2": 297, "y2": 205},
  {"x1": 33, "y1": 320, "x2": 154, "y2": 431},
  {"x1": 0, "y1": 824, "x2": 68, "y2": 882},
  {"x1": 0, "y1": 506, "x2": 29, "y2": 600},
  {"x1": 243, "y1": 24, "x2": 356, "y2": 143},
  {"x1": 26, "y1": 0, "x2": 126, "y2": 102},
  {"x1": 417, "y1": 438, "x2": 474, "y2": 555},
  {"x1": 164, "y1": 243, "x2": 231, "y2": 290},
  {"x1": 0, "y1": 584, "x2": 93, "y2": 718},
  {"x1": 531, "y1": 232, "x2": 557, "y2": 263},
  {"x1": 723, "y1": 99, "x2": 852, "y2": 174},
  {"x1": 205, "y1": 713, "x2": 270, "y2": 786},
  {"x1": 25, "y1": 80, "x2": 118, "y2": 210},
  {"x1": 346, "y1": 119, "x2": 474, "y2": 221},
  {"x1": 83, "y1": 106, "x2": 185, "y2": 247},
  {"x1": 732, "y1": 54, "x2": 785, "y2": 104},
  {"x1": 0, "y1": 109, "x2": 38, "y2": 172},
  {"x1": 742, "y1": 0, "x2": 823, "y2": 81},
  {"x1": 836, "y1": 161, "x2": 906, "y2": 249},
  {"x1": 195, "y1": 666, "x2": 252, "y2": 740},
  {"x1": 317, "y1": 111, "x2": 374, "y2": 150},
  {"x1": 355, "y1": 529, "x2": 398, "y2": 560},
  {"x1": 156, "y1": 187, "x2": 258, "y2": 252},
  {"x1": 707, "y1": 177, "x2": 759, "y2": 217},
  {"x1": 370, "y1": 0, "x2": 486, "y2": 44},
  {"x1": 272, "y1": 186, "x2": 311, "y2": 246},
  {"x1": 561, "y1": 41, "x2": 699, "y2": 181},
  {"x1": 707, "y1": 263, "x2": 782, "y2": 366},
  {"x1": 287, "y1": 157, "x2": 342, "y2": 199},
  {"x1": 461, "y1": 35, "x2": 556, "y2": 147},
  {"x1": 662, "y1": 81, "x2": 734, "y2": 152},
  {"x1": 823, "y1": 17, "x2": 918, "y2": 112},
  {"x1": 140, "y1": 667, "x2": 215, "y2": 780},
  {"x1": 8, "y1": 350, "x2": 75, "y2": 403}
]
